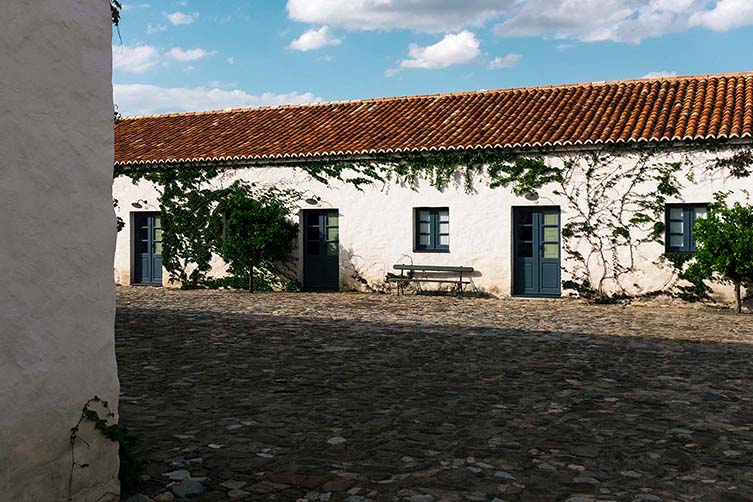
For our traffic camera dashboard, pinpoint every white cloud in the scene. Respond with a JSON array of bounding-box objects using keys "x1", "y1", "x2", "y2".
[
  {"x1": 641, "y1": 70, "x2": 678, "y2": 78},
  {"x1": 112, "y1": 45, "x2": 161, "y2": 74},
  {"x1": 147, "y1": 23, "x2": 167, "y2": 34},
  {"x1": 113, "y1": 84, "x2": 323, "y2": 116},
  {"x1": 689, "y1": 0, "x2": 753, "y2": 31},
  {"x1": 167, "y1": 47, "x2": 216, "y2": 62},
  {"x1": 113, "y1": 45, "x2": 215, "y2": 73},
  {"x1": 289, "y1": 26, "x2": 342, "y2": 51},
  {"x1": 487, "y1": 53, "x2": 522, "y2": 69},
  {"x1": 491, "y1": 0, "x2": 720, "y2": 44},
  {"x1": 286, "y1": 0, "x2": 753, "y2": 44},
  {"x1": 399, "y1": 31, "x2": 481, "y2": 69},
  {"x1": 226, "y1": 57, "x2": 235, "y2": 65},
  {"x1": 286, "y1": 0, "x2": 514, "y2": 33},
  {"x1": 122, "y1": 3, "x2": 151, "y2": 11},
  {"x1": 165, "y1": 11, "x2": 199, "y2": 25}
]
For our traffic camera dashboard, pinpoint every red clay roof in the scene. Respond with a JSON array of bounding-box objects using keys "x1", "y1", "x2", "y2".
[{"x1": 115, "y1": 72, "x2": 753, "y2": 166}]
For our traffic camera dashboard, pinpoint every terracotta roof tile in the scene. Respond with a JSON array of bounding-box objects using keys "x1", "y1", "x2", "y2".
[{"x1": 115, "y1": 72, "x2": 753, "y2": 166}]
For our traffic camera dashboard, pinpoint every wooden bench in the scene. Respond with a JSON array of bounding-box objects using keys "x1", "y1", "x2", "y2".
[{"x1": 386, "y1": 264, "x2": 474, "y2": 297}]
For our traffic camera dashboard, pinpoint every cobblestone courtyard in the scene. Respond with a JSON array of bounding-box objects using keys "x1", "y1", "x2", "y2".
[{"x1": 117, "y1": 287, "x2": 753, "y2": 502}]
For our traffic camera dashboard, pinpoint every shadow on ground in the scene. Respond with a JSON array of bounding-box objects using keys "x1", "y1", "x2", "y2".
[{"x1": 116, "y1": 287, "x2": 753, "y2": 502}]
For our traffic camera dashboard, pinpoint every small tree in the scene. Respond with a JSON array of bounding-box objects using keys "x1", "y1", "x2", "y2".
[
  {"x1": 689, "y1": 193, "x2": 753, "y2": 314},
  {"x1": 209, "y1": 181, "x2": 299, "y2": 292}
]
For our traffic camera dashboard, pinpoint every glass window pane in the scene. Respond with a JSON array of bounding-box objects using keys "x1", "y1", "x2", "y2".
[
  {"x1": 154, "y1": 228, "x2": 163, "y2": 241},
  {"x1": 694, "y1": 207, "x2": 708, "y2": 220},
  {"x1": 439, "y1": 235, "x2": 449, "y2": 246},
  {"x1": 543, "y1": 211, "x2": 559, "y2": 226},
  {"x1": 520, "y1": 226, "x2": 533, "y2": 241},
  {"x1": 418, "y1": 211, "x2": 430, "y2": 222},
  {"x1": 326, "y1": 242, "x2": 338, "y2": 256},
  {"x1": 439, "y1": 222, "x2": 449, "y2": 234},
  {"x1": 327, "y1": 227, "x2": 339, "y2": 241},
  {"x1": 670, "y1": 221, "x2": 684, "y2": 234},
  {"x1": 439, "y1": 211, "x2": 449, "y2": 222},
  {"x1": 669, "y1": 207, "x2": 683, "y2": 220},
  {"x1": 137, "y1": 240, "x2": 148, "y2": 254},
  {"x1": 544, "y1": 227, "x2": 559, "y2": 242},
  {"x1": 154, "y1": 216, "x2": 161, "y2": 227},
  {"x1": 154, "y1": 241, "x2": 163, "y2": 255},
  {"x1": 543, "y1": 243, "x2": 559, "y2": 259},
  {"x1": 419, "y1": 234, "x2": 430, "y2": 246},
  {"x1": 519, "y1": 242, "x2": 533, "y2": 257},
  {"x1": 518, "y1": 210, "x2": 533, "y2": 225},
  {"x1": 328, "y1": 214, "x2": 338, "y2": 226},
  {"x1": 307, "y1": 226, "x2": 320, "y2": 241},
  {"x1": 307, "y1": 241, "x2": 320, "y2": 255},
  {"x1": 669, "y1": 234, "x2": 684, "y2": 248},
  {"x1": 419, "y1": 222, "x2": 431, "y2": 234}
]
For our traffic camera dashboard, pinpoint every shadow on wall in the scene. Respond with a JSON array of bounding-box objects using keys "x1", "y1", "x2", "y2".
[{"x1": 338, "y1": 244, "x2": 492, "y2": 297}]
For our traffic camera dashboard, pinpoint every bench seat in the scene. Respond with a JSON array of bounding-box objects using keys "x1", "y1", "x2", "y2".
[{"x1": 387, "y1": 264, "x2": 474, "y2": 296}]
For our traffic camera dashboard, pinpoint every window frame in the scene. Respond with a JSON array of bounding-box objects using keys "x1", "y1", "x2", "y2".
[
  {"x1": 414, "y1": 207, "x2": 450, "y2": 253},
  {"x1": 665, "y1": 203, "x2": 709, "y2": 253}
]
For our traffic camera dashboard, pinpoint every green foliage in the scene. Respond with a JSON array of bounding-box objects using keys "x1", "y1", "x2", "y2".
[
  {"x1": 113, "y1": 199, "x2": 125, "y2": 232},
  {"x1": 713, "y1": 150, "x2": 753, "y2": 178},
  {"x1": 110, "y1": 0, "x2": 122, "y2": 26},
  {"x1": 126, "y1": 167, "x2": 220, "y2": 287},
  {"x1": 688, "y1": 193, "x2": 753, "y2": 313},
  {"x1": 291, "y1": 150, "x2": 551, "y2": 194},
  {"x1": 208, "y1": 181, "x2": 300, "y2": 291},
  {"x1": 69, "y1": 397, "x2": 142, "y2": 501},
  {"x1": 663, "y1": 252, "x2": 712, "y2": 302},
  {"x1": 550, "y1": 150, "x2": 685, "y2": 299}
]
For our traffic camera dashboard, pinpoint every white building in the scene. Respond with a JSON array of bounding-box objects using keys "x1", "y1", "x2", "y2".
[
  {"x1": 114, "y1": 72, "x2": 753, "y2": 301},
  {"x1": 1, "y1": 1, "x2": 120, "y2": 500}
]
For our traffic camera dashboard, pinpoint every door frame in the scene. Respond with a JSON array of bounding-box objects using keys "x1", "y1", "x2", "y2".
[
  {"x1": 301, "y1": 209, "x2": 340, "y2": 292},
  {"x1": 131, "y1": 211, "x2": 163, "y2": 286},
  {"x1": 511, "y1": 205, "x2": 562, "y2": 297}
]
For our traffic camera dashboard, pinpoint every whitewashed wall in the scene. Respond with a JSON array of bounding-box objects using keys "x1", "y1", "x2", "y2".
[
  {"x1": 113, "y1": 147, "x2": 752, "y2": 301},
  {"x1": 0, "y1": 1, "x2": 120, "y2": 500}
]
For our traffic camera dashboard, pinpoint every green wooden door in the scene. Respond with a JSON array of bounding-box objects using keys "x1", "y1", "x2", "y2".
[
  {"x1": 513, "y1": 207, "x2": 561, "y2": 296},
  {"x1": 133, "y1": 212, "x2": 163, "y2": 286},
  {"x1": 303, "y1": 210, "x2": 339, "y2": 291}
]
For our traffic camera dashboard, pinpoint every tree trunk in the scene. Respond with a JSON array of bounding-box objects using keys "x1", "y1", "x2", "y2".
[
  {"x1": 249, "y1": 266, "x2": 254, "y2": 293},
  {"x1": 735, "y1": 280, "x2": 742, "y2": 314}
]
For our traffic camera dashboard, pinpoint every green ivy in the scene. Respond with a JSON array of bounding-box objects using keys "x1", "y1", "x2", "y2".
[
  {"x1": 207, "y1": 181, "x2": 300, "y2": 292},
  {"x1": 69, "y1": 397, "x2": 141, "y2": 501},
  {"x1": 690, "y1": 193, "x2": 753, "y2": 313}
]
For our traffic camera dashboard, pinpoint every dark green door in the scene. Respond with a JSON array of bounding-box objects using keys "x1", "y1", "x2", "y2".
[
  {"x1": 303, "y1": 210, "x2": 339, "y2": 291},
  {"x1": 513, "y1": 207, "x2": 561, "y2": 296},
  {"x1": 133, "y1": 212, "x2": 163, "y2": 285}
]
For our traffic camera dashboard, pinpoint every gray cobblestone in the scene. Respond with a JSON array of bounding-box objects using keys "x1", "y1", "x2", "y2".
[{"x1": 117, "y1": 287, "x2": 753, "y2": 501}]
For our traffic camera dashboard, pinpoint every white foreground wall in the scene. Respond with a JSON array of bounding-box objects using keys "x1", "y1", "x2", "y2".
[
  {"x1": 113, "y1": 147, "x2": 752, "y2": 301},
  {"x1": 0, "y1": 1, "x2": 120, "y2": 500}
]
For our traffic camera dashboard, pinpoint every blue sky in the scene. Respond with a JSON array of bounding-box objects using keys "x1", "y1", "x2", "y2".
[{"x1": 113, "y1": 0, "x2": 753, "y2": 116}]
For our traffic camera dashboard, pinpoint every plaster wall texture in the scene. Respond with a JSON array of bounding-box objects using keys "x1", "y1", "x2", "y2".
[
  {"x1": 113, "y1": 147, "x2": 752, "y2": 300},
  {"x1": 0, "y1": 1, "x2": 120, "y2": 500}
]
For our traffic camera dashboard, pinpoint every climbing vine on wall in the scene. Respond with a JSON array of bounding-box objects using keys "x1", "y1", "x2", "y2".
[
  {"x1": 124, "y1": 167, "x2": 220, "y2": 286},
  {"x1": 69, "y1": 396, "x2": 140, "y2": 502},
  {"x1": 554, "y1": 150, "x2": 684, "y2": 300}
]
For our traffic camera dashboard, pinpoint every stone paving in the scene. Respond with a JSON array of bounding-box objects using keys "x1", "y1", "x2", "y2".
[{"x1": 117, "y1": 287, "x2": 753, "y2": 502}]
